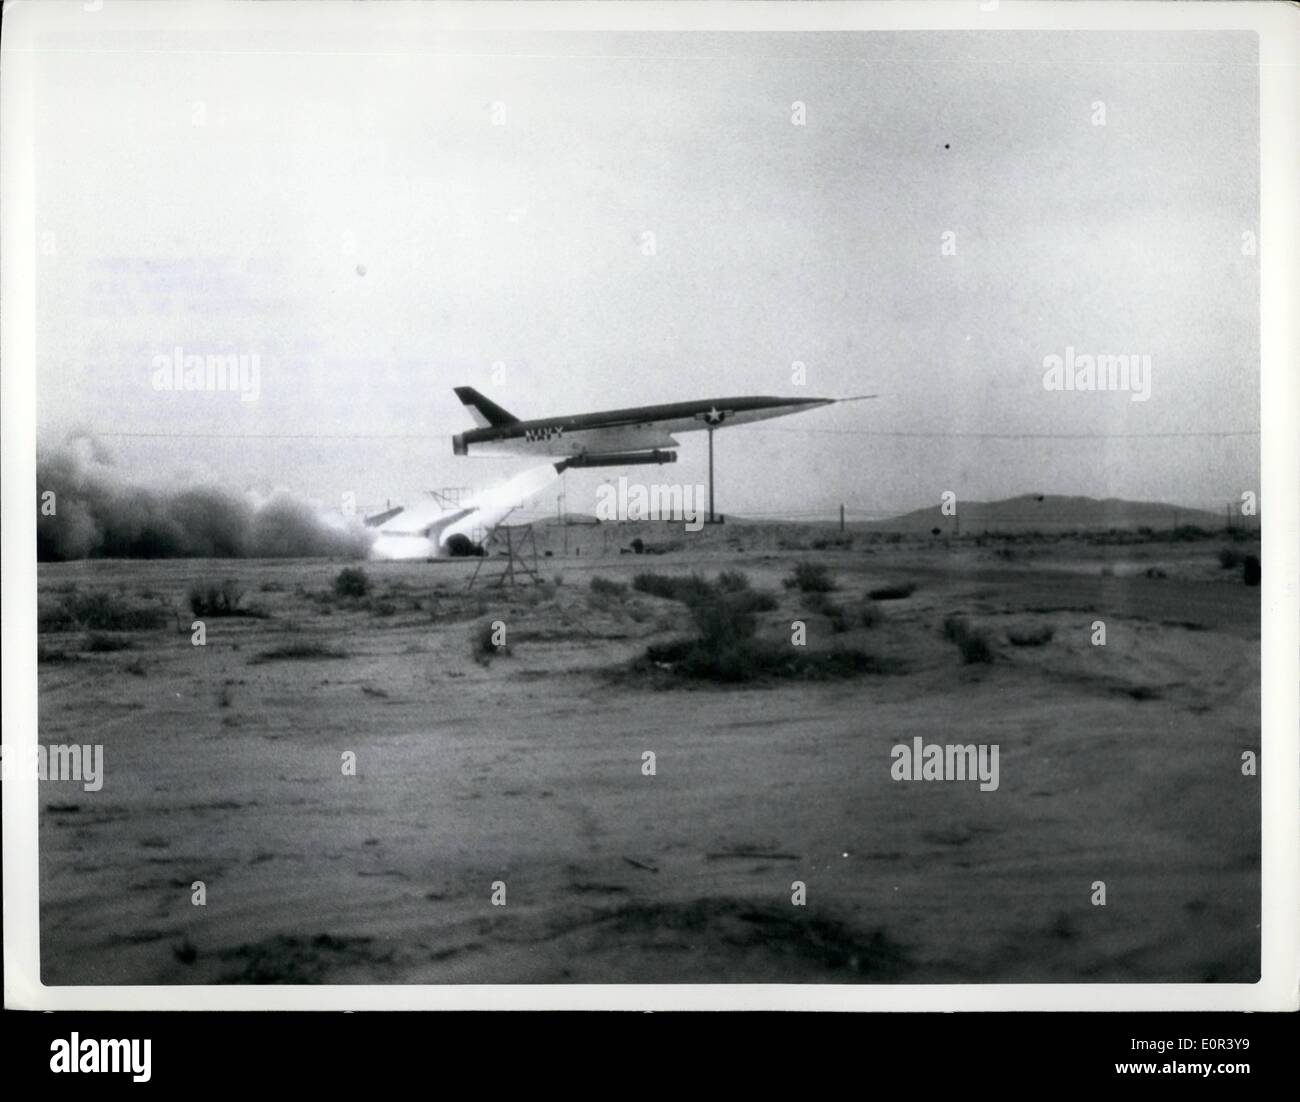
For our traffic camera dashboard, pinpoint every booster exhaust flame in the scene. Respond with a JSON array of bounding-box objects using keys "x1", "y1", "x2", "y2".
[
  {"x1": 370, "y1": 461, "x2": 562, "y2": 561},
  {"x1": 36, "y1": 437, "x2": 375, "y2": 561}
]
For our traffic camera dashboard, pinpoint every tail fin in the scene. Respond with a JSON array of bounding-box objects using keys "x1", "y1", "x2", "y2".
[{"x1": 454, "y1": 387, "x2": 519, "y2": 429}]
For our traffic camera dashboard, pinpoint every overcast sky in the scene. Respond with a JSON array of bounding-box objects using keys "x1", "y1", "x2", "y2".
[{"x1": 32, "y1": 23, "x2": 1259, "y2": 520}]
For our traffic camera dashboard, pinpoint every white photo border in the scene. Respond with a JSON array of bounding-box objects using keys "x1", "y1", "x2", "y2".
[{"x1": 3, "y1": 0, "x2": 1295, "y2": 1012}]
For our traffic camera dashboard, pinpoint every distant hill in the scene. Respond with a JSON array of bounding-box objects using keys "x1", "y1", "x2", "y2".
[{"x1": 856, "y1": 494, "x2": 1230, "y2": 534}]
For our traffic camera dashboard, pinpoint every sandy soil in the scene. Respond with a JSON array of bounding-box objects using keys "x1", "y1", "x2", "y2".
[{"x1": 36, "y1": 527, "x2": 1260, "y2": 984}]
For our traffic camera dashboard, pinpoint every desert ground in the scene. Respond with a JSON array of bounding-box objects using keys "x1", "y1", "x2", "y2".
[{"x1": 35, "y1": 522, "x2": 1260, "y2": 984}]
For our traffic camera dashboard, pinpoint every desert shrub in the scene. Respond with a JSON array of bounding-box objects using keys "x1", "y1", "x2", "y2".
[
  {"x1": 84, "y1": 631, "x2": 133, "y2": 653},
  {"x1": 766, "y1": 647, "x2": 889, "y2": 680},
  {"x1": 868, "y1": 582, "x2": 916, "y2": 601},
  {"x1": 811, "y1": 535, "x2": 852, "y2": 551},
  {"x1": 189, "y1": 579, "x2": 250, "y2": 617},
  {"x1": 640, "y1": 586, "x2": 896, "y2": 682},
  {"x1": 641, "y1": 591, "x2": 761, "y2": 683},
  {"x1": 1007, "y1": 625, "x2": 1054, "y2": 647},
  {"x1": 728, "y1": 589, "x2": 777, "y2": 614},
  {"x1": 860, "y1": 601, "x2": 883, "y2": 628},
  {"x1": 1218, "y1": 547, "x2": 1243, "y2": 570},
  {"x1": 632, "y1": 571, "x2": 714, "y2": 604},
  {"x1": 716, "y1": 569, "x2": 751, "y2": 593},
  {"x1": 37, "y1": 604, "x2": 72, "y2": 634},
  {"x1": 590, "y1": 576, "x2": 629, "y2": 598},
  {"x1": 1169, "y1": 524, "x2": 1209, "y2": 542},
  {"x1": 333, "y1": 567, "x2": 370, "y2": 598},
  {"x1": 645, "y1": 633, "x2": 894, "y2": 683},
  {"x1": 250, "y1": 641, "x2": 347, "y2": 663},
  {"x1": 805, "y1": 590, "x2": 850, "y2": 630},
  {"x1": 474, "y1": 619, "x2": 510, "y2": 658},
  {"x1": 47, "y1": 591, "x2": 167, "y2": 632},
  {"x1": 958, "y1": 631, "x2": 993, "y2": 664},
  {"x1": 371, "y1": 600, "x2": 397, "y2": 617},
  {"x1": 690, "y1": 592, "x2": 757, "y2": 646},
  {"x1": 628, "y1": 571, "x2": 776, "y2": 625},
  {"x1": 783, "y1": 562, "x2": 835, "y2": 593},
  {"x1": 805, "y1": 589, "x2": 831, "y2": 612},
  {"x1": 823, "y1": 604, "x2": 851, "y2": 633},
  {"x1": 942, "y1": 614, "x2": 995, "y2": 664},
  {"x1": 1243, "y1": 555, "x2": 1261, "y2": 586}
]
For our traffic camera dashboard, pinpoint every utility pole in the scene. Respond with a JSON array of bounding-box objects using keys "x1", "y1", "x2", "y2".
[
  {"x1": 707, "y1": 426, "x2": 717, "y2": 525},
  {"x1": 558, "y1": 475, "x2": 568, "y2": 556},
  {"x1": 839, "y1": 504, "x2": 845, "y2": 533}
]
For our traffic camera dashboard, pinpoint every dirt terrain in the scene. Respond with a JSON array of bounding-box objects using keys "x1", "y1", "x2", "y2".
[{"x1": 35, "y1": 525, "x2": 1261, "y2": 984}]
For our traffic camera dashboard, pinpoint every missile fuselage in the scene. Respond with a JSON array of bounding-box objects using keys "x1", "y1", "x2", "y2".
[{"x1": 452, "y1": 395, "x2": 833, "y2": 459}]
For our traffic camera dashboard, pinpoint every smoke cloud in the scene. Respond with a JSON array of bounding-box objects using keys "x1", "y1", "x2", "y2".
[{"x1": 36, "y1": 437, "x2": 375, "y2": 561}]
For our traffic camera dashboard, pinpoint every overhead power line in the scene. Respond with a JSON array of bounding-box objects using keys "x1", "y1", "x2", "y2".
[{"x1": 91, "y1": 427, "x2": 1259, "y2": 441}]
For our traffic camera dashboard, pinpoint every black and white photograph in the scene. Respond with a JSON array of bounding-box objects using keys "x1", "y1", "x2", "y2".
[{"x1": 3, "y1": 0, "x2": 1296, "y2": 1020}]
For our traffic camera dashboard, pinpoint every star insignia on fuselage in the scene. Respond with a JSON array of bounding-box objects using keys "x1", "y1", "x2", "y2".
[{"x1": 704, "y1": 407, "x2": 725, "y2": 425}]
